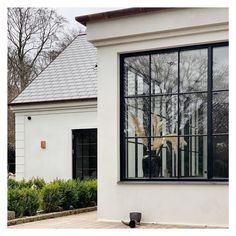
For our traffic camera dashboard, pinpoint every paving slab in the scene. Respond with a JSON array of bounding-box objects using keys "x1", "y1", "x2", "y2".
[{"x1": 8, "y1": 211, "x2": 220, "y2": 229}]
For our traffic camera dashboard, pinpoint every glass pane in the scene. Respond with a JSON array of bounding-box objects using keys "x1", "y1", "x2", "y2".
[
  {"x1": 151, "y1": 52, "x2": 178, "y2": 94},
  {"x1": 151, "y1": 136, "x2": 178, "y2": 177},
  {"x1": 89, "y1": 144, "x2": 97, "y2": 156},
  {"x1": 213, "y1": 92, "x2": 228, "y2": 134},
  {"x1": 89, "y1": 130, "x2": 97, "y2": 143},
  {"x1": 124, "y1": 97, "x2": 150, "y2": 138},
  {"x1": 125, "y1": 138, "x2": 148, "y2": 178},
  {"x1": 213, "y1": 46, "x2": 228, "y2": 90},
  {"x1": 179, "y1": 93, "x2": 207, "y2": 135},
  {"x1": 124, "y1": 56, "x2": 149, "y2": 96},
  {"x1": 180, "y1": 49, "x2": 208, "y2": 92},
  {"x1": 151, "y1": 95, "x2": 178, "y2": 136},
  {"x1": 213, "y1": 135, "x2": 228, "y2": 178},
  {"x1": 179, "y1": 136, "x2": 207, "y2": 178}
]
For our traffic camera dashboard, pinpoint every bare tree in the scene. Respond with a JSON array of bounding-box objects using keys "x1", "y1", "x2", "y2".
[
  {"x1": 7, "y1": 8, "x2": 81, "y2": 147},
  {"x1": 44, "y1": 28, "x2": 81, "y2": 63},
  {"x1": 8, "y1": 8, "x2": 68, "y2": 93}
]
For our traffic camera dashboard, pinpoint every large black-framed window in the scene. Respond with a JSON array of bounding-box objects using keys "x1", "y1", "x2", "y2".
[{"x1": 120, "y1": 42, "x2": 228, "y2": 181}]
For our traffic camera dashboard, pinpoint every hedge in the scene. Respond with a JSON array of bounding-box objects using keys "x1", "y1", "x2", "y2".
[
  {"x1": 8, "y1": 178, "x2": 97, "y2": 218},
  {"x1": 8, "y1": 177, "x2": 46, "y2": 190},
  {"x1": 8, "y1": 188, "x2": 40, "y2": 218},
  {"x1": 42, "y1": 181, "x2": 63, "y2": 213}
]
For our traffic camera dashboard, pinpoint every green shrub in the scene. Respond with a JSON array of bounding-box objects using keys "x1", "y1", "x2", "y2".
[
  {"x1": 21, "y1": 188, "x2": 40, "y2": 216},
  {"x1": 59, "y1": 180, "x2": 78, "y2": 210},
  {"x1": 42, "y1": 182, "x2": 63, "y2": 213},
  {"x1": 9, "y1": 177, "x2": 46, "y2": 190},
  {"x1": 8, "y1": 179, "x2": 19, "y2": 189},
  {"x1": 75, "y1": 179, "x2": 97, "y2": 208},
  {"x1": 8, "y1": 189, "x2": 24, "y2": 217},
  {"x1": 18, "y1": 179, "x2": 32, "y2": 189},
  {"x1": 87, "y1": 179, "x2": 97, "y2": 205},
  {"x1": 31, "y1": 177, "x2": 46, "y2": 190},
  {"x1": 8, "y1": 188, "x2": 40, "y2": 217}
]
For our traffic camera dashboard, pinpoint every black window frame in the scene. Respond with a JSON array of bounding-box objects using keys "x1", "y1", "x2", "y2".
[{"x1": 120, "y1": 42, "x2": 229, "y2": 182}]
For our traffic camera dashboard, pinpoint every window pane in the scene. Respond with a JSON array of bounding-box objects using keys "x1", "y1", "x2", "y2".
[
  {"x1": 179, "y1": 93, "x2": 207, "y2": 135},
  {"x1": 151, "y1": 95, "x2": 178, "y2": 136},
  {"x1": 213, "y1": 46, "x2": 228, "y2": 90},
  {"x1": 125, "y1": 138, "x2": 149, "y2": 178},
  {"x1": 151, "y1": 136, "x2": 178, "y2": 177},
  {"x1": 213, "y1": 135, "x2": 228, "y2": 178},
  {"x1": 151, "y1": 52, "x2": 178, "y2": 94},
  {"x1": 213, "y1": 92, "x2": 228, "y2": 134},
  {"x1": 179, "y1": 136, "x2": 207, "y2": 178},
  {"x1": 124, "y1": 56, "x2": 149, "y2": 96},
  {"x1": 124, "y1": 97, "x2": 150, "y2": 138},
  {"x1": 180, "y1": 49, "x2": 208, "y2": 92}
]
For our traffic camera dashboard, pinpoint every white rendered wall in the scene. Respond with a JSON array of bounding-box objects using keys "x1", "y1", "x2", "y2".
[
  {"x1": 14, "y1": 102, "x2": 97, "y2": 182},
  {"x1": 93, "y1": 8, "x2": 228, "y2": 226}
]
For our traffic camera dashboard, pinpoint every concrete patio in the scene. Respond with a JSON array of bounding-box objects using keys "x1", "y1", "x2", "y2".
[{"x1": 8, "y1": 211, "x2": 216, "y2": 229}]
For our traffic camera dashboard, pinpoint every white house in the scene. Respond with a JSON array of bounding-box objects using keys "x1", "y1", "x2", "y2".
[{"x1": 11, "y1": 8, "x2": 228, "y2": 227}]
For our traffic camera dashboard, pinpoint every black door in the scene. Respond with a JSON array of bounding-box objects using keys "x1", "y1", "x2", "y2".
[{"x1": 72, "y1": 129, "x2": 97, "y2": 180}]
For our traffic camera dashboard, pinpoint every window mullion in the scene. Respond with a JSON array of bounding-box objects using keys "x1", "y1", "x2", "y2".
[
  {"x1": 177, "y1": 50, "x2": 180, "y2": 178},
  {"x1": 207, "y1": 46, "x2": 213, "y2": 179},
  {"x1": 148, "y1": 54, "x2": 152, "y2": 178}
]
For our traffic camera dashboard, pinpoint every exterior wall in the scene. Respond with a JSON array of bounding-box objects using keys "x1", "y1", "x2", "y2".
[
  {"x1": 93, "y1": 8, "x2": 228, "y2": 226},
  {"x1": 13, "y1": 101, "x2": 97, "y2": 182}
]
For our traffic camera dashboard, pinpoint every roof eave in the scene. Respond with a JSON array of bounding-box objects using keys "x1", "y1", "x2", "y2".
[
  {"x1": 75, "y1": 7, "x2": 167, "y2": 26},
  {"x1": 9, "y1": 97, "x2": 97, "y2": 107}
]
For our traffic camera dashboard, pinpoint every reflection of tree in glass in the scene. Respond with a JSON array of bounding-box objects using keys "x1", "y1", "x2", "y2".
[
  {"x1": 213, "y1": 46, "x2": 228, "y2": 90},
  {"x1": 213, "y1": 93, "x2": 228, "y2": 134},
  {"x1": 180, "y1": 50, "x2": 208, "y2": 92},
  {"x1": 124, "y1": 48, "x2": 228, "y2": 136},
  {"x1": 151, "y1": 53, "x2": 178, "y2": 94}
]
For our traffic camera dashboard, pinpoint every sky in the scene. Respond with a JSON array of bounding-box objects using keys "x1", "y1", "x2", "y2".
[{"x1": 56, "y1": 7, "x2": 126, "y2": 32}]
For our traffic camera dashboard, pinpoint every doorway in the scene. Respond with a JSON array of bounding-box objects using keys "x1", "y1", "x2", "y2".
[{"x1": 72, "y1": 129, "x2": 97, "y2": 180}]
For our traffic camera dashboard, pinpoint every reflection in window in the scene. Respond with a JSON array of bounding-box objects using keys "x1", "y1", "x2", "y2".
[
  {"x1": 213, "y1": 47, "x2": 229, "y2": 90},
  {"x1": 151, "y1": 53, "x2": 178, "y2": 94},
  {"x1": 121, "y1": 44, "x2": 228, "y2": 180},
  {"x1": 124, "y1": 56, "x2": 149, "y2": 96},
  {"x1": 212, "y1": 92, "x2": 228, "y2": 134},
  {"x1": 179, "y1": 93, "x2": 208, "y2": 135},
  {"x1": 180, "y1": 49, "x2": 208, "y2": 92},
  {"x1": 151, "y1": 96, "x2": 178, "y2": 136},
  {"x1": 125, "y1": 97, "x2": 150, "y2": 138},
  {"x1": 213, "y1": 136, "x2": 228, "y2": 178},
  {"x1": 180, "y1": 136, "x2": 207, "y2": 178},
  {"x1": 125, "y1": 138, "x2": 148, "y2": 178}
]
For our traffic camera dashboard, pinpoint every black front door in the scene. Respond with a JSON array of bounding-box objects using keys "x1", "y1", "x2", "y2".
[{"x1": 72, "y1": 129, "x2": 97, "y2": 180}]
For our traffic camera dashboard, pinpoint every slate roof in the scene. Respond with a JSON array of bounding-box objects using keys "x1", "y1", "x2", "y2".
[{"x1": 11, "y1": 34, "x2": 97, "y2": 104}]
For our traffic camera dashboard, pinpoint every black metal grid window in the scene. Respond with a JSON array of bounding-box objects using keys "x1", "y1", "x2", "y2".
[{"x1": 120, "y1": 42, "x2": 228, "y2": 182}]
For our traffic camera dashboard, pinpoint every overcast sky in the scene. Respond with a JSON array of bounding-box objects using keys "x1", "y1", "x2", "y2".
[{"x1": 56, "y1": 7, "x2": 126, "y2": 32}]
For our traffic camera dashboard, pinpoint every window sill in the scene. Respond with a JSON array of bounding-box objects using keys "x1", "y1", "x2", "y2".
[{"x1": 117, "y1": 180, "x2": 228, "y2": 185}]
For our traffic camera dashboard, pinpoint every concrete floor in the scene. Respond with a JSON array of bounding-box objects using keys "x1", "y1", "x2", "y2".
[{"x1": 8, "y1": 211, "x2": 213, "y2": 229}]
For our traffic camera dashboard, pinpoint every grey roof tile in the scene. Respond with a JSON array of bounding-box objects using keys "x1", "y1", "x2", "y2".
[{"x1": 11, "y1": 34, "x2": 97, "y2": 104}]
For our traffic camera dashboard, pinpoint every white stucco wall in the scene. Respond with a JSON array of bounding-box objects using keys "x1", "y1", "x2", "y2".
[
  {"x1": 90, "y1": 8, "x2": 229, "y2": 226},
  {"x1": 13, "y1": 101, "x2": 97, "y2": 182}
]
